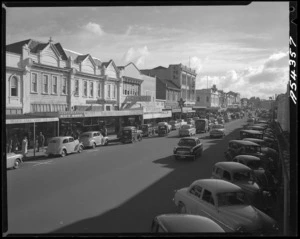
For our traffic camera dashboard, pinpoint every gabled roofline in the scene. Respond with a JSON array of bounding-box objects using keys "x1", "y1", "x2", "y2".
[{"x1": 124, "y1": 62, "x2": 141, "y2": 74}]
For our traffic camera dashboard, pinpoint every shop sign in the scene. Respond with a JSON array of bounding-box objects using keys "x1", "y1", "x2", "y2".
[
  {"x1": 6, "y1": 117, "x2": 59, "y2": 124},
  {"x1": 126, "y1": 95, "x2": 151, "y2": 102},
  {"x1": 59, "y1": 112, "x2": 85, "y2": 118},
  {"x1": 86, "y1": 99, "x2": 117, "y2": 104}
]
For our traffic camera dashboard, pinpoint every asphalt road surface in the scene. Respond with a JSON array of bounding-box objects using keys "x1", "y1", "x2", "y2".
[{"x1": 5, "y1": 118, "x2": 247, "y2": 234}]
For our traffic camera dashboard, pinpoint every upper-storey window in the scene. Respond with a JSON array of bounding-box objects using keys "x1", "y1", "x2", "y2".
[
  {"x1": 90, "y1": 81, "x2": 93, "y2": 97},
  {"x1": 112, "y1": 84, "x2": 116, "y2": 99},
  {"x1": 31, "y1": 73, "x2": 38, "y2": 93},
  {"x1": 43, "y1": 75, "x2": 49, "y2": 94},
  {"x1": 83, "y1": 81, "x2": 87, "y2": 97},
  {"x1": 62, "y1": 77, "x2": 67, "y2": 95},
  {"x1": 97, "y1": 82, "x2": 101, "y2": 98},
  {"x1": 52, "y1": 76, "x2": 58, "y2": 94},
  {"x1": 107, "y1": 84, "x2": 111, "y2": 98},
  {"x1": 74, "y1": 79, "x2": 79, "y2": 96},
  {"x1": 10, "y1": 76, "x2": 18, "y2": 96}
]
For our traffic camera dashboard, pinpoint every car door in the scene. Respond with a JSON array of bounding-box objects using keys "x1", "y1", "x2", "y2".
[
  {"x1": 93, "y1": 132, "x2": 100, "y2": 145},
  {"x1": 6, "y1": 153, "x2": 14, "y2": 168},
  {"x1": 187, "y1": 185, "x2": 203, "y2": 214},
  {"x1": 197, "y1": 189, "x2": 217, "y2": 221},
  {"x1": 68, "y1": 137, "x2": 76, "y2": 152}
]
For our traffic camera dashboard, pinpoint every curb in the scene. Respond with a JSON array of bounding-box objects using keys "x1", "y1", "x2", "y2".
[{"x1": 23, "y1": 155, "x2": 47, "y2": 162}]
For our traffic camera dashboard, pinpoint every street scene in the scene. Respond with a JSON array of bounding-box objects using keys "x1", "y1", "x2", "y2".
[{"x1": 4, "y1": 2, "x2": 296, "y2": 237}]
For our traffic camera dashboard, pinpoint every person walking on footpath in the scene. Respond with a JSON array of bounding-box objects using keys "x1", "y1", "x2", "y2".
[
  {"x1": 21, "y1": 136, "x2": 28, "y2": 158},
  {"x1": 37, "y1": 132, "x2": 45, "y2": 152},
  {"x1": 12, "y1": 134, "x2": 20, "y2": 153}
]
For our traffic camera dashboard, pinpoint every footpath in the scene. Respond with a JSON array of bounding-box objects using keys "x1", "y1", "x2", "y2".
[{"x1": 22, "y1": 134, "x2": 119, "y2": 162}]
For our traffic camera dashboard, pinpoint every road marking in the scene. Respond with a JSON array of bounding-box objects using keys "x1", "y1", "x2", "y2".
[{"x1": 32, "y1": 161, "x2": 53, "y2": 167}]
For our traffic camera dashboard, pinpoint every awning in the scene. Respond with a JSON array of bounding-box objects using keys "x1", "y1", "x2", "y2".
[
  {"x1": 143, "y1": 111, "x2": 172, "y2": 119},
  {"x1": 6, "y1": 117, "x2": 59, "y2": 124}
]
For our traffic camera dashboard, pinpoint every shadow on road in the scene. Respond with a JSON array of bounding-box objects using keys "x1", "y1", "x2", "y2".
[{"x1": 50, "y1": 120, "x2": 282, "y2": 234}]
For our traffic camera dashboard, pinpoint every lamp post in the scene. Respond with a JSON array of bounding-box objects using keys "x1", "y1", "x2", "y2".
[{"x1": 178, "y1": 98, "x2": 186, "y2": 120}]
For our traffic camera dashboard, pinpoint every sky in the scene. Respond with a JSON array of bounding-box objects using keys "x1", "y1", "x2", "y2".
[{"x1": 5, "y1": 2, "x2": 289, "y2": 99}]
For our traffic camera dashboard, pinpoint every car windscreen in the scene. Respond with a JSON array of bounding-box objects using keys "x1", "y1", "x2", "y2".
[
  {"x1": 217, "y1": 192, "x2": 249, "y2": 207},
  {"x1": 123, "y1": 130, "x2": 131, "y2": 135},
  {"x1": 233, "y1": 171, "x2": 254, "y2": 183},
  {"x1": 212, "y1": 125, "x2": 224, "y2": 129},
  {"x1": 196, "y1": 120, "x2": 205, "y2": 127},
  {"x1": 181, "y1": 125, "x2": 190, "y2": 129},
  {"x1": 178, "y1": 139, "x2": 196, "y2": 147}
]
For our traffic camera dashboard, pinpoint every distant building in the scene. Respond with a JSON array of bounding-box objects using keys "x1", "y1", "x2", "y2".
[
  {"x1": 260, "y1": 99, "x2": 274, "y2": 110},
  {"x1": 240, "y1": 98, "x2": 248, "y2": 108}
]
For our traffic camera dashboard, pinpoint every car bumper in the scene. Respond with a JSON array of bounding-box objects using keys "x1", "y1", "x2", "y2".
[{"x1": 174, "y1": 153, "x2": 194, "y2": 158}]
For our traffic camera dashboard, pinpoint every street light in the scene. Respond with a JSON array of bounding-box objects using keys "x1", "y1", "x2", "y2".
[{"x1": 178, "y1": 98, "x2": 185, "y2": 120}]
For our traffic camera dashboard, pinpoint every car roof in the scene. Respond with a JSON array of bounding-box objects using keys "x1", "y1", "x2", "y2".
[
  {"x1": 180, "y1": 136, "x2": 198, "y2": 140},
  {"x1": 80, "y1": 131, "x2": 99, "y2": 134},
  {"x1": 243, "y1": 138, "x2": 264, "y2": 142},
  {"x1": 234, "y1": 155, "x2": 261, "y2": 161},
  {"x1": 240, "y1": 129, "x2": 263, "y2": 134},
  {"x1": 229, "y1": 140, "x2": 260, "y2": 146},
  {"x1": 191, "y1": 179, "x2": 242, "y2": 194},
  {"x1": 214, "y1": 162, "x2": 252, "y2": 172},
  {"x1": 156, "y1": 214, "x2": 224, "y2": 233}
]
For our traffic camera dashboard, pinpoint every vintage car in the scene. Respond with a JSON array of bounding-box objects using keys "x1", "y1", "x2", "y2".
[
  {"x1": 158, "y1": 122, "x2": 171, "y2": 132},
  {"x1": 79, "y1": 131, "x2": 108, "y2": 149},
  {"x1": 263, "y1": 137, "x2": 278, "y2": 151},
  {"x1": 244, "y1": 125, "x2": 265, "y2": 133},
  {"x1": 179, "y1": 124, "x2": 196, "y2": 137},
  {"x1": 240, "y1": 130, "x2": 264, "y2": 140},
  {"x1": 157, "y1": 123, "x2": 169, "y2": 137},
  {"x1": 173, "y1": 137, "x2": 203, "y2": 160},
  {"x1": 169, "y1": 120, "x2": 181, "y2": 130},
  {"x1": 139, "y1": 124, "x2": 155, "y2": 137},
  {"x1": 217, "y1": 117, "x2": 225, "y2": 125},
  {"x1": 246, "y1": 118, "x2": 255, "y2": 126},
  {"x1": 211, "y1": 162, "x2": 273, "y2": 212},
  {"x1": 120, "y1": 126, "x2": 143, "y2": 143},
  {"x1": 232, "y1": 155, "x2": 278, "y2": 196},
  {"x1": 195, "y1": 118, "x2": 209, "y2": 133},
  {"x1": 46, "y1": 136, "x2": 84, "y2": 157},
  {"x1": 209, "y1": 124, "x2": 225, "y2": 138},
  {"x1": 186, "y1": 118, "x2": 195, "y2": 126},
  {"x1": 242, "y1": 138, "x2": 278, "y2": 158},
  {"x1": 151, "y1": 214, "x2": 225, "y2": 233},
  {"x1": 6, "y1": 152, "x2": 23, "y2": 169},
  {"x1": 173, "y1": 179, "x2": 278, "y2": 234}
]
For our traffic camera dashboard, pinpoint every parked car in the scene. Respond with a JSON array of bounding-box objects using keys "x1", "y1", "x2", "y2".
[
  {"x1": 217, "y1": 117, "x2": 225, "y2": 125},
  {"x1": 186, "y1": 118, "x2": 195, "y2": 126},
  {"x1": 209, "y1": 124, "x2": 225, "y2": 138},
  {"x1": 232, "y1": 155, "x2": 279, "y2": 197},
  {"x1": 244, "y1": 125, "x2": 266, "y2": 133},
  {"x1": 173, "y1": 137, "x2": 203, "y2": 160},
  {"x1": 79, "y1": 131, "x2": 108, "y2": 149},
  {"x1": 6, "y1": 152, "x2": 23, "y2": 169},
  {"x1": 139, "y1": 124, "x2": 155, "y2": 137},
  {"x1": 179, "y1": 124, "x2": 196, "y2": 137},
  {"x1": 120, "y1": 126, "x2": 143, "y2": 143},
  {"x1": 151, "y1": 214, "x2": 225, "y2": 233},
  {"x1": 246, "y1": 118, "x2": 255, "y2": 126},
  {"x1": 211, "y1": 162, "x2": 273, "y2": 212},
  {"x1": 46, "y1": 136, "x2": 84, "y2": 157},
  {"x1": 173, "y1": 179, "x2": 278, "y2": 234},
  {"x1": 240, "y1": 130, "x2": 264, "y2": 140},
  {"x1": 169, "y1": 120, "x2": 181, "y2": 130},
  {"x1": 195, "y1": 118, "x2": 209, "y2": 133},
  {"x1": 242, "y1": 138, "x2": 278, "y2": 159}
]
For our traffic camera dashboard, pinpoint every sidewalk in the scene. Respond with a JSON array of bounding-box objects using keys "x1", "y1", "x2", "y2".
[{"x1": 22, "y1": 134, "x2": 119, "y2": 161}]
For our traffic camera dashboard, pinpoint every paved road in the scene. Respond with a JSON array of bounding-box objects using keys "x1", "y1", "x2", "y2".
[{"x1": 5, "y1": 119, "x2": 247, "y2": 234}]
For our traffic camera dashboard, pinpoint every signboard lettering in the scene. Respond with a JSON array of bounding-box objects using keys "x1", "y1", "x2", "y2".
[{"x1": 126, "y1": 96, "x2": 151, "y2": 102}]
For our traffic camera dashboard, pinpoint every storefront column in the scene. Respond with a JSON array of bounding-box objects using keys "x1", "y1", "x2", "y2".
[{"x1": 33, "y1": 122, "x2": 36, "y2": 157}]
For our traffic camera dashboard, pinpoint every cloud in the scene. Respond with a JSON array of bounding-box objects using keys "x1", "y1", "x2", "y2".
[
  {"x1": 83, "y1": 22, "x2": 104, "y2": 36},
  {"x1": 122, "y1": 46, "x2": 150, "y2": 68},
  {"x1": 190, "y1": 56, "x2": 203, "y2": 74},
  {"x1": 264, "y1": 51, "x2": 289, "y2": 69}
]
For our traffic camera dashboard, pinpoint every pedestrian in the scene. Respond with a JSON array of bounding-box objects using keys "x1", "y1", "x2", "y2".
[
  {"x1": 21, "y1": 136, "x2": 28, "y2": 158},
  {"x1": 37, "y1": 132, "x2": 45, "y2": 152},
  {"x1": 7, "y1": 137, "x2": 13, "y2": 153},
  {"x1": 12, "y1": 134, "x2": 19, "y2": 153},
  {"x1": 102, "y1": 126, "x2": 108, "y2": 137}
]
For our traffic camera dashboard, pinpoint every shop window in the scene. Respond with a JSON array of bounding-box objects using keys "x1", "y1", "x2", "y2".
[
  {"x1": 107, "y1": 85, "x2": 111, "y2": 98},
  {"x1": 62, "y1": 77, "x2": 67, "y2": 95},
  {"x1": 10, "y1": 76, "x2": 18, "y2": 97},
  {"x1": 112, "y1": 85, "x2": 116, "y2": 98},
  {"x1": 31, "y1": 73, "x2": 38, "y2": 93},
  {"x1": 206, "y1": 96, "x2": 209, "y2": 102},
  {"x1": 43, "y1": 75, "x2": 49, "y2": 94},
  {"x1": 52, "y1": 76, "x2": 58, "y2": 94},
  {"x1": 90, "y1": 82, "x2": 93, "y2": 97},
  {"x1": 106, "y1": 105, "x2": 111, "y2": 111},
  {"x1": 197, "y1": 96, "x2": 200, "y2": 102}
]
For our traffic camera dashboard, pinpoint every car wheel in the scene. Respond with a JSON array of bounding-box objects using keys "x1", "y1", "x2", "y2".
[
  {"x1": 92, "y1": 142, "x2": 96, "y2": 149},
  {"x1": 177, "y1": 202, "x2": 187, "y2": 214},
  {"x1": 13, "y1": 159, "x2": 21, "y2": 169},
  {"x1": 78, "y1": 146, "x2": 83, "y2": 153},
  {"x1": 61, "y1": 149, "x2": 67, "y2": 157}
]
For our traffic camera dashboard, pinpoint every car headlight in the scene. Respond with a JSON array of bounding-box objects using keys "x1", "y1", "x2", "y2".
[
  {"x1": 173, "y1": 147, "x2": 177, "y2": 153},
  {"x1": 190, "y1": 148, "x2": 194, "y2": 153}
]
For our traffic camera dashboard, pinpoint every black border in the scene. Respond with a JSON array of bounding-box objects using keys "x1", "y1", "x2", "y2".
[{"x1": 2, "y1": 1, "x2": 297, "y2": 237}]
